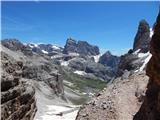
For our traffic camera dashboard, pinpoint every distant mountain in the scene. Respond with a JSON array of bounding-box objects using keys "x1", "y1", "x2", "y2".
[
  {"x1": 99, "y1": 51, "x2": 120, "y2": 72},
  {"x1": 63, "y1": 37, "x2": 99, "y2": 56},
  {"x1": 27, "y1": 43, "x2": 63, "y2": 56}
]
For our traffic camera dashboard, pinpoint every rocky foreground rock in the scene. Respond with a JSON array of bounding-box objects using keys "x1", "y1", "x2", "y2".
[
  {"x1": 1, "y1": 51, "x2": 36, "y2": 120},
  {"x1": 133, "y1": 12, "x2": 160, "y2": 120}
]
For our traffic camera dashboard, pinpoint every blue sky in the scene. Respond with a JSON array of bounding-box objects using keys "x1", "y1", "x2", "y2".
[{"x1": 1, "y1": 1, "x2": 159, "y2": 55}]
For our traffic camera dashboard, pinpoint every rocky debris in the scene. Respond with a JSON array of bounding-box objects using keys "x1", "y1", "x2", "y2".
[
  {"x1": 1, "y1": 51, "x2": 36, "y2": 120},
  {"x1": 133, "y1": 13, "x2": 160, "y2": 120},
  {"x1": 76, "y1": 73, "x2": 149, "y2": 120},
  {"x1": 63, "y1": 37, "x2": 100, "y2": 56},
  {"x1": 99, "y1": 51, "x2": 120, "y2": 72},
  {"x1": 133, "y1": 20, "x2": 151, "y2": 53}
]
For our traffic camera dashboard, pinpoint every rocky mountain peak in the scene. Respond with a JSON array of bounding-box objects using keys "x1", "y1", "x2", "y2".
[
  {"x1": 133, "y1": 19, "x2": 151, "y2": 53},
  {"x1": 63, "y1": 38, "x2": 100, "y2": 56},
  {"x1": 99, "y1": 51, "x2": 120, "y2": 72},
  {"x1": 63, "y1": 37, "x2": 77, "y2": 54},
  {"x1": 138, "y1": 20, "x2": 150, "y2": 33}
]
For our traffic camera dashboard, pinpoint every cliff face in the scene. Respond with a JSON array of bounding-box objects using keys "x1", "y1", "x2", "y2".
[
  {"x1": 1, "y1": 52, "x2": 37, "y2": 120},
  {"x1": 133, "y1": 20, "x2": 151, "y2": 53},
  {"x1": 133, "y1": 13, "x2": 160, "y2": 120}
]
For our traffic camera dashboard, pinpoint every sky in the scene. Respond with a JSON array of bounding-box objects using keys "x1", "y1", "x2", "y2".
[{"x1": 1, "y1": 1, "x2": 159, "y2": 55}]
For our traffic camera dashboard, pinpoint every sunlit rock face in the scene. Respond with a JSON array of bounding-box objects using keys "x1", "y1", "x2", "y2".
[
  {"x1": 134, "y1": 13, "x2": 160, "y2": 120},
  {"x1": 133, "y1": 20, "x2": 151, "y2": 53}
]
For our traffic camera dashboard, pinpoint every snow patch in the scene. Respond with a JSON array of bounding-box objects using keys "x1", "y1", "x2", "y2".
[
  {"x1": 28, "y1": 44, "x2": 34, "y2": 48},
  {"x1": 74, "y1": 70, "x2": 86, "y2": 76},
  {"x1": 133, "y1": 49, "x2": 141, "y2": 55},
  {"x1": 68, "y1": 53, "x2": 79, "y2": 56},
  {"x1": 93, "y1": 54, "x2": 101, "y2": 63},
  {"x1": 52, "y1": 45, "x2": 60, "y2": 50},
  {"x1": 139, "y1": 53, "x2": 152, "y2": 71},
  {"x1": 138, "y1": 52, "x2": 150, "y2": 58},
  {"x1": 34, "y1": 44, "x2": 38, "y2": 47},
  {"x1": 61, "y1": 61, "x2": 69, "y2": 66},
  {"x1": 41, "y1": 50, "x2": 48, "y2": 54},
  {"x1": 150, "y1": 28, "x2": 154, "y2": 38}
]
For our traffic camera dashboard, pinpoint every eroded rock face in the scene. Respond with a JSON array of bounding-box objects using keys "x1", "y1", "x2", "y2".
[
  {"x1": 133, "y1": 13, "x2": 160, "y2": 120},
  {"x1": 133, "y1": 20, "x2": 151, "y2": 53},
  {"x1": 1, "y1": 52, "x2": 37, "y2": 120}
]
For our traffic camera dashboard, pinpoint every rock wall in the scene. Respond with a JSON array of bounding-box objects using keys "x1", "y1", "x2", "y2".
[
  {"x1": 133, "y1": 13, "x2": 160, "y2": 120},
  {"x1": 1, "y1": 52, "x2": 37, "y2": 120}
]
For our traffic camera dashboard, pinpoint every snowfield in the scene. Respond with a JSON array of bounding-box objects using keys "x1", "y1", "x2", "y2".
[
  {"x1": 41, "y1": 50, "x2": 48, "y2": 54},
  {"x1": 61, "y1": 61, "x2": 69, "y2": 66},
  {"x1": 74, "y1": 70, "x2": 87, "y2": 76}
]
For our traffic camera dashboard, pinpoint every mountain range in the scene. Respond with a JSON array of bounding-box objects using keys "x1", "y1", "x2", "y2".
[{"x1": 1, "y1": 16, "x2": 159, "y2": 120}]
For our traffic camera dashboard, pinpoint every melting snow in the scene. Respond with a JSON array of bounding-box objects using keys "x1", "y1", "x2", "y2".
[
  {"x1": 74, "y1": 70, "x2": 86, "y2": 76},
  {"x1": 41, "y1": 50, "x2": 48, "y2": 54}
]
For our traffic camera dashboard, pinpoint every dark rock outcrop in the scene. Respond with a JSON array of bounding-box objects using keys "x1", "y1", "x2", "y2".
[
  {"x1": 77, "y1": 41, "x2": 99, "y2": 56},
  {"x1": 63, "y1": 38, "x2": 100, "y2": 56},
  {"x1": 1, "y1": 52, "x2": 37, "y2": 120},
  {"x1": 134, "y1": 13, "x2": 160, "y2": 120},
  {"x1": 133, "y1": 20, "x2": 151, "y2": 53},
  {"x1": 63, "y1": 38, "x2": 77, "y2": 54},
  {"x1": 99, "y1": 51, "x2": 120, "y2": 72},
  {"x1": 117, "y1": 52, "x2": 143, "y2": 76}
]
